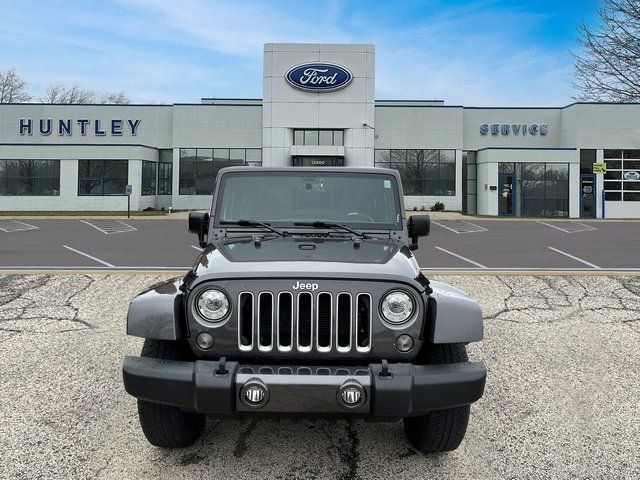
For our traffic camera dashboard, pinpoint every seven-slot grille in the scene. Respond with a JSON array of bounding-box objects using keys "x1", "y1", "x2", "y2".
[{"x1": 238, "y1": 291, "x2": 372, "y2": 353}]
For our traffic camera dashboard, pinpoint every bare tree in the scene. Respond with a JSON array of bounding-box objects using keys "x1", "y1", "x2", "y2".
[
  {"x1": 40, "y1": 82, "x2": 131, "y2": 104},
  {"x1": 97, "y1": 90, "x2": 130, "y2": 104},
  {"x1": 573, "y1": 0, "x2": 640, "y2": 102},
  {"x1": 40, "y1": 83, "x2": 94, "y2": 104},
  {"x1": 0, "y1": 67, "x2": 32, "y2": 103}
]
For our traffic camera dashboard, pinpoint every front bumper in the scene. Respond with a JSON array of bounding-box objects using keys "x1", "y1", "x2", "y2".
[{"x1": 122, "y1": 357, "x2": 486, "y2": 419}]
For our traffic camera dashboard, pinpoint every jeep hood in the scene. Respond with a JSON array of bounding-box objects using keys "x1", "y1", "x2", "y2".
[{"x1": 186, "y1": 236, "x2": 429, "y2": 292}]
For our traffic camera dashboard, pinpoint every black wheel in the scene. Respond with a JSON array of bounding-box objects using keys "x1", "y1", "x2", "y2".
[
  {"x1": 136, "y1": 339, "x2": 205, "y2": 448},
  {"x1": 403, "y1": 343, "x2": 471, "y2": 454}
]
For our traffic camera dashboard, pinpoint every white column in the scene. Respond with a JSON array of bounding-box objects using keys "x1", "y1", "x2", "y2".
[
  {"x1": 596, "y1": 149, "x2": 604, "y2": 218},
  {"x1": 171, "y1": 148, "x2": 179, "y2": 210},
  {"x1": 568, "y1": 158, "x2": 580, "y2": 218}
]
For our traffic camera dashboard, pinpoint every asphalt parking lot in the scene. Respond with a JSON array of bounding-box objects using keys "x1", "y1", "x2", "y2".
[
  {"x1": 0, "y1": 217, "x2": 639, "y2": 272},
  {"x1": 0, "y1": 274, "x2": 638, "y2": 479}
]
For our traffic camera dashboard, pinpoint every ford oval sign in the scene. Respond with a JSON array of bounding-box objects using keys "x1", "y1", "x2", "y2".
[{"x1": 285, "y1": 63, "x2": 353, "y2": 92}]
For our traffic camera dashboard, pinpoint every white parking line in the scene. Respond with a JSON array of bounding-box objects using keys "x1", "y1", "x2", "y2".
[
  {"x1": 81, "y1": 219, "x2": 137, "y2": 234},
  {"x1": 537, "y1": 221, "x2": 597, "y2": 233},
  {"x1": 191, "y1": 245, "x2": 204, "y2": 252},
  {"x1": 548, "y1": 246, "x2": 601, "y2": 269},
  {"x1": 62, "y1": 245, "x2": 116, "y2": 268},
  {"x1": 434, "y1": 246, "x2": 488, "y2": 269},
  {"x1": 420, "y1": 266, "x2": 640, "y2": 271},
  {"x1": 431, "y1": 220, "x2": 488, "y2": 234},
  {"x1": 0, "y1": 266, "x2": 190, "y2": 271},
  {"x1": 3, "y1": 265, "x2": 640, "y2": 273},
  {"x1": 0, "y1": 220, "x2": 39, "y2": 233}
]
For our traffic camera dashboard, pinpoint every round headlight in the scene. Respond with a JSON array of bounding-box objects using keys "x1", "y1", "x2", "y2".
[
  {"x1": 197, "y1": 289, "x2": 230, "y2": 321},
  {"x1": 381, "y1": 291, "x2": 414, "y2": 324}
]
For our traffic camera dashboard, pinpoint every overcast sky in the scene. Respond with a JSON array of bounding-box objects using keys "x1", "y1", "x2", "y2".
[{"x1": 0, "y1": 0, "x2": 600, "y2": 106}]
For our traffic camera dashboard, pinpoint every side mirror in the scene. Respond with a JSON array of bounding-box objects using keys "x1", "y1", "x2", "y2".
[
  {"x1": 408, "y1": 214, "x2": 430, "y2": 250},
  {"x1": 189, "y1": 211, "x2": 210, "y2": 248}
]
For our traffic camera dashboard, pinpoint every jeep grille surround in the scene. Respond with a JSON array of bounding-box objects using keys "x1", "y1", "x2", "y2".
[
  {"x1": 189, "y1": 279, "x2": 424, "y2": 361},
  {"x1": 237, "y1": 290, "x2": 372, "y2": 354}
]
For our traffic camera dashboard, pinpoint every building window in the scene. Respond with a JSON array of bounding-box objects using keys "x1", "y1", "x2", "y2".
[
  {"x1": 158, "y1": 149, "x2": 173, "y2": 195},
  {"x1": 0, "y1": 159, "x2": 60, "y2": 196},
  {"x1": 580, "y1": 149, "x2": 596, "y2": 175},
  {"x1": 462, "y1": 151, "x2": 477, "y2": 214},
  {"x1": 604, "y1": 149, "x2": 640, "y2": 202},
  {"x1": 78, "y1": 160, "x2": 128, "y2": 196},
  {"x1": 245, "y1": 149, "x2": 262, "y2": 166},
  {"x1": 141, "y1": 161, "x2": 157, "y2": 196},
  {"x1": 293, "y1": 129, "x2": 344, "y2": 146},
  {"x1": 374, "y1": 149, "x2": 456, "y2": 196},
  {"x1": 522, "y1": 163, "x2": 569, "y2": 217},
  {"x1": 179, "y1": 148, "x2": 262, "y2": 195},
  {"x1": 499, "y1": 162, "x2": 569, "y2": 217}
]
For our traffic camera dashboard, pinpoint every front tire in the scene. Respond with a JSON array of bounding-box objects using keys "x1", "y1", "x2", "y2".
[
  {"x1": 403, "y1": 343, "x2": 471, "y2": 454},
  {"x1": 136, "y1": 339, "x2": 205, "y2": 448}
]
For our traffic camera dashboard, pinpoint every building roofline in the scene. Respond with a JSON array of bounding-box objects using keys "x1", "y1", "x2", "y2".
[
  {"x1": 0, "y1": 102, "x2": 172, "y2": 107},
  {"x1": 375, "y1": 104, "x2": 464, "y2": 108},
  {"x1": 1, "y1": 101, "x2": 638, "y2": 110},
  {"x1": 200, "y1": 97, "x2": 263, "y2": 101},
  {"x1": 375, "y1": 99, "x2": 444, "y2": 103},
  {"x1": 464, "y1": 101, "x2": 640, "y2": 110},
  {"x1": 476, "y1": 147, "x2": 577, "y2": 151},
  {"x1": 175, "y1": 102, "x2": 262, "y2": 107},
  {"x1": 2, "y1": 100, "x2": 638, "y2": 109}
]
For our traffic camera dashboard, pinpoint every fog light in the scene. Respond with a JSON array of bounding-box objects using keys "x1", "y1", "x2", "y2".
[
  {"x1": 337, "y1": 380, "x2": 366, "y2": 409},
  {"x1": 395, "y1": 334, "x2": 414, "y2": 352},
  {"x1": 196, "y1": 332, "x2": 214, "y2": 350},
  {"x1": 342, "y1": 387, "x2": 362, "y2": 405},
  {"x1": 240, "y1": 379, "x2": 269, "y2": 408}
]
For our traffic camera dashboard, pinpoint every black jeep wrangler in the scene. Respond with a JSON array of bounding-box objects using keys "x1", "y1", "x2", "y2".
[{"x1": 123, "y1": 167, "x2": 485, "y2": 453}]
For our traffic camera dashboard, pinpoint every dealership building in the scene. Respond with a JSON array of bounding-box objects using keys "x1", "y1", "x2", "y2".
[{"x1": 1, "y1": 43, "x2": 640, "y2": 218}]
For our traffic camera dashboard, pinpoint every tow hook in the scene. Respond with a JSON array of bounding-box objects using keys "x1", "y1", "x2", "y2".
[
  {"x1": 215, "y1": 356, "x2": 228, "y2": 376},
  {"x1": 379, "y1": 359, "x2": 392, "y2": 378}
]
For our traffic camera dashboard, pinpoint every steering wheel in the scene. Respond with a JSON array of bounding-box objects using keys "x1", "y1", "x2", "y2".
[{"x1": 339, "y1": 212, "x2": 375, "y2": 222}]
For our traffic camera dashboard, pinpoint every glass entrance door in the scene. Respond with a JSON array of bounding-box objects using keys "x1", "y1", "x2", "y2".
[
  {"x1": 580, "y1": 173, "x2": 596, "y2": 218},
  {"x1": 498, "y1": 173, "x2": 515, "y2": 216}
]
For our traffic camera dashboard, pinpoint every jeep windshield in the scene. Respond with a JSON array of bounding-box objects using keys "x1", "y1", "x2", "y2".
[{"x1": 215, "y1": 171, "x2": 402, "y2": 230}]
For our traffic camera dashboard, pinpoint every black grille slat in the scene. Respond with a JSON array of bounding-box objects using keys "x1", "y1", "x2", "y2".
[
  {"x1": 238, "y1": 289, "x2": 372, "y2": 353},
  {"x1": 317, "y1": 293, "x2": 331, "y2": 349},
  {"x1": 239, "y1": 293, "x2": 253, "y2": 347},
  {"x1": 278, "y1": 293, "x2": 293, "y2": 348},
  {"x1": 337, "y1": 294, "x2": 351, "y2": 349},
  {"x1": 356, "y1": 295, "x2": 371, "y2": 349},
  {"x1": 259, "y1": 293, "x2": 273, "y2": 348},
  {"x1": 298, "y1": 292, "x2": 312, "y2": 348}
]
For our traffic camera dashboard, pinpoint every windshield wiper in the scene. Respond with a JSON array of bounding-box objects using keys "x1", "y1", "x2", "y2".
[
  {"x1": 220, "y1": 219, "x2": 287, "y2": 237},
  {"x1": 294, "y1": 221, "x2": 370, "y2": 239}
]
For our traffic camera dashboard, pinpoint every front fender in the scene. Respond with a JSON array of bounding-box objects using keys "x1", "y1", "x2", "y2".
[
  {"x1": 126, "y1": 278, "x2": 185, "y2": 340},
  {"x1": 428, "y1": 280, "x2": 483, "y2": 343}
]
